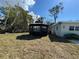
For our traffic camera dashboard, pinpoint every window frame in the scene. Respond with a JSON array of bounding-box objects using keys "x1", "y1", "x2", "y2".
[
  {"x1": 75, "y1": 26, "x2": 79, "y2": 31},
  {"x1": 69, "y1": 26, "x2": 74, "y2": 31}
]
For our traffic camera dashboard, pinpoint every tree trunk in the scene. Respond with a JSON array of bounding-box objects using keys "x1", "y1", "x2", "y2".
[{"x1": 54, "y1": 15, "x2": 56, "y2": 24}]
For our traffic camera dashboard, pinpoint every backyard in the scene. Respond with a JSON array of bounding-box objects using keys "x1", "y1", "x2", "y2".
[
  {"x1": 0, "y1": 33, "x2": 79, "y2": 59},
  {"x1": 0, "y1": 0, "x2": 79, "y2": 59}
]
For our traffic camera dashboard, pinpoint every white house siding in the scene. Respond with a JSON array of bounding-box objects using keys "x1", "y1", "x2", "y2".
[
  {"x1": 54, "y1": 24, "x2": 61, "y2": 36},
  {"x1": 51, "y1": 25, "x2": 54, "y2": 34},
  {"x1": 60, "y1": 23, "x2": 79, "y2": 37}
]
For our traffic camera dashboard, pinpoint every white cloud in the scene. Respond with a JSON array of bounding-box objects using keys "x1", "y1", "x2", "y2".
[
  {"x1": 18, "y1": 0, "x2": 35, "y2": 10},
  {"x1": 0, "y1": 0, "x2": 40, "y2": 22},
  {"x1": 0, "y1": 0, "x2": 35, "y2": 10},
  {"x1": 28, "y1": 11, "x2": 40, "y2": 23}
]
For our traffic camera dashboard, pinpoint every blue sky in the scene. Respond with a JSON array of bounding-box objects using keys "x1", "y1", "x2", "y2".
[
  {"x1": 30, "y1": 0, "x2": 79, "y2": 22},
  {"x1": 0, "y1": 0, "x2": 79, "y2": 22}
]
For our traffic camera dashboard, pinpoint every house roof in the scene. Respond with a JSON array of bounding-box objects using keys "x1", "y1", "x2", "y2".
[
  {"x1": 57, "y1": 21, "x2": 79, "y2": 24},
  {"x1": 51, "y1": 21, "x2": 79, "y2": 27}
]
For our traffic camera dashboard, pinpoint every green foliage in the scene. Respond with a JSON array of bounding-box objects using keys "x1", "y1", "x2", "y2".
[
  {"x1": 49, "y1": 2, "x2": 63, "y2": 23},
  {"x1": 35, "y1": 17, "x2": 44, "y2": 23},
  {"x1": 0, "y1": 5, "x2": 33, "y2": 33},
  {"x1": 64, "y1": 33, "x2": 79, "y2": 39}
]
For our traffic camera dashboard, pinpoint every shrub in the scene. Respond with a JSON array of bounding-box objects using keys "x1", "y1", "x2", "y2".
[{"x1": 64, "y1": 33, "x2": 79, "y2": 39}]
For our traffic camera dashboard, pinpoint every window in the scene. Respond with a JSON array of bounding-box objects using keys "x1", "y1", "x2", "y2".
[
  {"x1": 75, "y1": 26, "x2": 79, "y2": 31},
  {"x1": 42, "y1": 26, "x2": 47, "y2": 29},
  {"x1": 69, "y1": 26, "x2": 74, "y2": 31},
  {"x1": 33, "y1": 26, "x2": 40, "y2": 31}
]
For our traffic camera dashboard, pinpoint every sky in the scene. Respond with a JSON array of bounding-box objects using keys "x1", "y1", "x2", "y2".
[
  {"x1": 29, "y1": 0, "x2": 79, "y2": 22},
  {"x1": 0, "y1": 0, "x2": 35, "y2": 10},
  {"x1": 0, "y1": 0, "x2": 79, "y2": 22}
]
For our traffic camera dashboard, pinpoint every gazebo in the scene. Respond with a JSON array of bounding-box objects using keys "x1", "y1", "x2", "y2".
[{"x1": 29, "y1": 23, "x2": 48, "y2": 36}]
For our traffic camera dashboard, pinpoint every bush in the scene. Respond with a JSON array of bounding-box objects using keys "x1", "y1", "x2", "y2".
[
  {"x1": 64, "y1": 33, "x2": 79, "y2": 39},
  {"x1": 0, "y1": 30, "x2": 5, "y2": 34}
]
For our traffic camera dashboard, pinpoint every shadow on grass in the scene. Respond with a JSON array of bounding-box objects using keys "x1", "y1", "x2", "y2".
[
  {"x1": 48, "y1": 34, "x2": 70, "y2": 43},
  {"x1": 16, "y1": 34, "x2": 46, "y2": 40}
]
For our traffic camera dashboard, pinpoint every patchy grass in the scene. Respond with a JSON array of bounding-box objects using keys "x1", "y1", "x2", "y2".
[
  {"x1": 0, "y1": 33, "x2": 50, "y2": 47},
  {"x1": 0, "y1": 33, "x2": 79, "y2": 59}
]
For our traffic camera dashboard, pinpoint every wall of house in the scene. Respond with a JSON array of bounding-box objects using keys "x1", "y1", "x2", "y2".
[
  {"x1": 54, "y1": 24, "x2": 61, "y2": 36},
  {"x1": 50, "y1": 25, "x2": 54, "y2": 34},
  {"x1": 60, "y1": 23, "x2": 79, "y2": 37},
  {"x1": 51, "y1": 24, "x2": 61, "y2": 36}
]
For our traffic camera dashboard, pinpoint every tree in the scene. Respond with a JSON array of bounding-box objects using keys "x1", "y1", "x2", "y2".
[
  {"x1": 0, "y1": 5, "x2": 33, "y2": 32},
  {"x1": 0, "y1": 0, "x2": 33, "y2": 33},
  {"x1": 35, "y1": 17, "x2": 44, "y2": 23},
  {"x1": 46, "y1": 21, "x2": 51, "y2": 25},
  {"x1": 49, "y1": 2, "x2": 63, "y2": 23}
]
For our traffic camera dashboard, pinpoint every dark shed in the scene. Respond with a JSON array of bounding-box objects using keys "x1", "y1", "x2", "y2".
[{"x1": 29, "y1": 23, "x2": 48, "y2": 35}]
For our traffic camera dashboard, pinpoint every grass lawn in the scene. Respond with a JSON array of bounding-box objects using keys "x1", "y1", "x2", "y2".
[
  {"x1": 0, "y1": 33, "x2": 79, "y2": 59},
  {"x1": 0, "y1": 33, "x2": 50, "y2": 46}
]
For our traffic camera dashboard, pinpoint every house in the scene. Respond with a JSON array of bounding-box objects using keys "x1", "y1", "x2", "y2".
[{"x1": 51, "y1": 22, "x2": 79, "y2": 37}]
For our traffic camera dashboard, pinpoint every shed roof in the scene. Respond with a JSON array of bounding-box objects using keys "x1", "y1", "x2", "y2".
[{"x1": 29, "y1": 23, "x2": 48, "y2": 26}]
